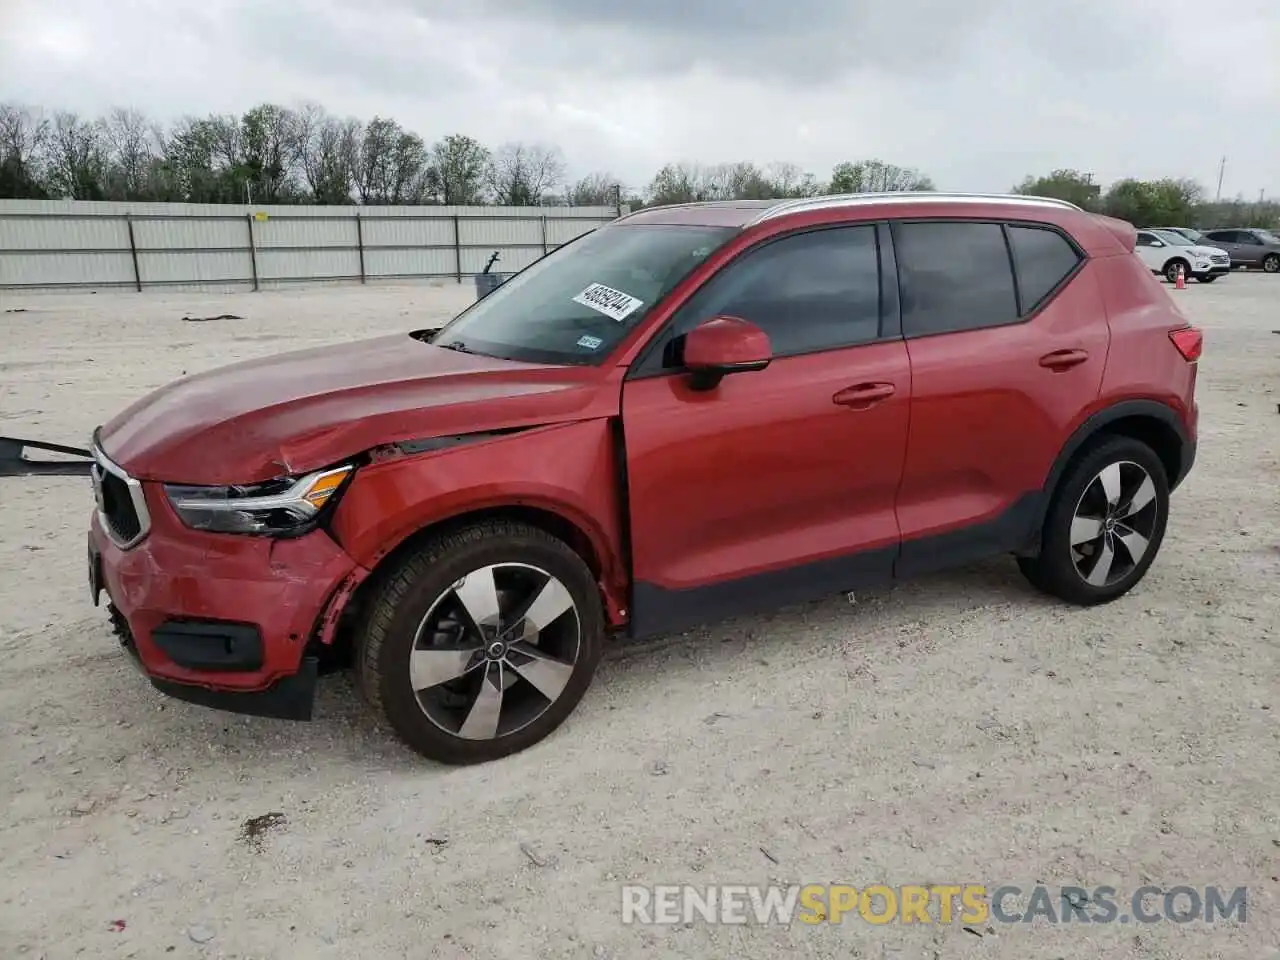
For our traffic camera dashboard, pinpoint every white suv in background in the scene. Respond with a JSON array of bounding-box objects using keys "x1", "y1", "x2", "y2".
[{"x1": 1135, "y1": 228, "x2": 1231, "y2": 283}]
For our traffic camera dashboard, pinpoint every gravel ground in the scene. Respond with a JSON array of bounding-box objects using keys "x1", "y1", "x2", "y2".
[{"x1": 0, "y1": 277, "x2": 1277, "y2": 959}]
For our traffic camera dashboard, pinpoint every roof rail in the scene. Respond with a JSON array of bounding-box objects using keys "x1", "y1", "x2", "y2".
[
  {"x1": 614, "y1": 198, "x2": 786, "y2": 222},
  {"x1": 613, "y1": 201, "x2": 709, "y2": 222},
  {"x1": 747, "y1": 192, "x2": 1083, "y2": 226}
]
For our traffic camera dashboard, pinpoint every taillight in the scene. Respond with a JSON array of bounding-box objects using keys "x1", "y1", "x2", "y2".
[{"x1": 1169, "y1": 326, "x2": 1203, "y2": 362}]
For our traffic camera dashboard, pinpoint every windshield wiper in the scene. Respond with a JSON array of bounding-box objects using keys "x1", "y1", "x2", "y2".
[{"x1": 436, "y1": 341, "x2": 474, "y2": 354}]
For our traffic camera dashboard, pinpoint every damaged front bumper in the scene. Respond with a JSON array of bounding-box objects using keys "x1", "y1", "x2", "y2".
[{"x1": 88, "y1": 481, "x2": 362, "y2": 721}]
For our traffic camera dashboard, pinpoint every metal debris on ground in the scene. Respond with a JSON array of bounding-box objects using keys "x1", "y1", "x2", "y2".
[
  {"x1": 181, "y1": 314, "x2": 243, "y2": 322},
  {"x1": 0, "y1": 436, "x2": 94, "y2": 477},
  {"x1": 519, "y1": 842, "x2": 549, "y2": 867}
]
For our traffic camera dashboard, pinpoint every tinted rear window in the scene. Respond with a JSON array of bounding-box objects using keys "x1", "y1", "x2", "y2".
[
  {"x1": 895, "y1": 221, "x2": 1019, "y2": 337},
  {"x1": 1007, "y1": 225, "x2": 1082, "y2": 311}
]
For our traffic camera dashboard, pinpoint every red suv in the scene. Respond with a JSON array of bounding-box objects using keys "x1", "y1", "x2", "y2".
[{"x1": 87, "y1": 193, "x2": 1202, "y2": 764}]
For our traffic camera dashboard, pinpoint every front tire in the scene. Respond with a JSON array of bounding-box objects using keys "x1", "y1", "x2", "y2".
[
  {"x1": 1164, "y1": 259, "x2": 1190, "y2": 284},
  {"x1": 1263, "y1": 253, "x2": 1280, "y2": 273},
  {"x1": 1017, "y1": 436, "x2": 1170, "y2": 606},
  {"x1": 1195, "y1": 274, "x2": 1218, "y2": 283},
  {"x1": 356, "y1": 520, "x2": 605, "y2": 764}
]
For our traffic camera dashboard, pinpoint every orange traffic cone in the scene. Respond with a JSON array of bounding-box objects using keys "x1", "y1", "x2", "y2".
[{"x1": 1174, "y1": 265, "x2": 1186, "y2": 290}]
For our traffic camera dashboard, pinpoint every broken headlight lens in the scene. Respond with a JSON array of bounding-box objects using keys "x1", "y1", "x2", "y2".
[{"x1": 163, "y1": 465, "x2": 353, "y2": 535}]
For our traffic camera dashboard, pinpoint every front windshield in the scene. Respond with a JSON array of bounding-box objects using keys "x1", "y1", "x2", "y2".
[
  {"x1": 432, "y1": 223, "x2": 738, "y2": 365},
  {"x1": 1255, "y1": 230, "x2": 1280, "y2": 245},
  {"x1": 1152, "y1": 230, "x2": 1192, "y2": 246}
]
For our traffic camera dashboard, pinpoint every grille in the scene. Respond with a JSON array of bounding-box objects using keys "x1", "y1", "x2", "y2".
[
  {"x1": 91, "y1": 441, "x2": 150, "y2": 548},
  {"x1": 1210, "y1": 254, "x2": 1229, "y2": 264},
  {"x1": 98, "y1": 468, "x2": 142, "y2": 543}
]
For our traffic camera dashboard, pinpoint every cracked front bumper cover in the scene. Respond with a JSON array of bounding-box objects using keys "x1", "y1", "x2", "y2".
[{"x1": 106, "y1": 593, "x2": 320, "y2": 721}]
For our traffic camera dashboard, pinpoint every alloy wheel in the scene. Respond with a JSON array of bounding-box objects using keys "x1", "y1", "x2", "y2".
[
  {"x1": 408, "y1": 563, "x2": 581, "y2": 740},
  {"x1": 1264, "y1": 254, "x2": 1280, "y2": 273},
  {"x1": 1068, "y1": 461, "x2": 1160, "y2": 588}
]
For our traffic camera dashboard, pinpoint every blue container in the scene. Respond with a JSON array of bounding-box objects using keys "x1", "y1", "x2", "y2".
[{"x1": 474, "y1": 272, "x2": 509, "y2": 300}]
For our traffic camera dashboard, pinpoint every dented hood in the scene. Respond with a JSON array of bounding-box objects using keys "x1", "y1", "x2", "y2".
[{"x1": 97, "y1": 333, "x2": 615, "y2": 485}]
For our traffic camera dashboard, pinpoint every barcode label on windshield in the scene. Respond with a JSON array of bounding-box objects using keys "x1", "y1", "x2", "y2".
[{"x1": 572, "y1": 282, "x2": 644, "y2": 322}]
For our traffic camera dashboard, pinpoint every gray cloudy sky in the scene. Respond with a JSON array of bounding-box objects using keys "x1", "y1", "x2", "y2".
[{"x1": 2, "y1": 0, "x2": 1277, "y2": 197}]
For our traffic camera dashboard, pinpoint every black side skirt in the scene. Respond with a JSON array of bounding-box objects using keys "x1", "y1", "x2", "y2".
[{"x1": 628, "y1": 492, "x2": 1044, "y2": 641}]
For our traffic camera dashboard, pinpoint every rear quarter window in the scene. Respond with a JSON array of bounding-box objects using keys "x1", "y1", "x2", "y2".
[{"x1": 1006, "y1": 225, "x2": 1083, "y2": 312}]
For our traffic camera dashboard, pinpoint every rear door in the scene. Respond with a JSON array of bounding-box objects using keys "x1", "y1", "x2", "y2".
[
  {"x1": 621, "y1": 223, "x2": 911, "y2": 636},
  {"x1": 891, "y1": 219, "x2": 1107, "y2": 576}
]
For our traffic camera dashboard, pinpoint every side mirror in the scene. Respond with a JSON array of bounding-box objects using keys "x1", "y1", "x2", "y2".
[
  {"x1": 683, "y1": 316, "x2": 772, "y2": 390},
  {"x1": 1150, "y1": 239, "x2": 1164, "y2": 247}
]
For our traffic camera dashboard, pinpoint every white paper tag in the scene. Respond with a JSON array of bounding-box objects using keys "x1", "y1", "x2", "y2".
[
  {"x1": 572, "y1": 282, "x2": 644, "y2": 322},
  {"x1": 576, "y1": 334, "x2": 603, "y2": 349}
]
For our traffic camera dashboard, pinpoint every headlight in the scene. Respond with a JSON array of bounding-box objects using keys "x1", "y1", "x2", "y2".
[{"x1": 164, "y1": 465, "x2": 353, "y2": 535}]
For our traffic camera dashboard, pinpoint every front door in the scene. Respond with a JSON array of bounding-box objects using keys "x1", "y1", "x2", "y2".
[
  {"x1": 1133, "y1": 230, "x2": 1166, "y2": 275},
  {"x1": 1204, "y1": 231, "x2": 1246, "y2": 265},
  {"x1": 1235, "y1": 232, "x2": 1267, "y2": 266},
  {"x1": 620, "y1": 223, "x2": 911, "y2": 638}
]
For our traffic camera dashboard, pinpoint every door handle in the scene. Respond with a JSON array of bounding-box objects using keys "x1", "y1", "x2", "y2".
[
  {"x1": 1039, "y1": 349, "x2": 1089, "y2": 371},
  {"x1": 833, "y1": 382, "x2": 896, "y2": 408}
]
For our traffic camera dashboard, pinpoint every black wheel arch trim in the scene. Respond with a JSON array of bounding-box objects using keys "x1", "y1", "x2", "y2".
[{"x1": 1042, "y1": 400, "x2": 1193, "y2": 502}]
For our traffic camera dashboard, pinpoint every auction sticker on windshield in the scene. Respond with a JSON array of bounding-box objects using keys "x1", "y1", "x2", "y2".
[{"x1": 572, "y1": 282, "x2": 644, "y2": 322}]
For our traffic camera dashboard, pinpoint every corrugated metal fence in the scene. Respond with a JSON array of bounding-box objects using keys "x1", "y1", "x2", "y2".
[{"x1": 0, "y1": 200, "x2": 624, "y2": 294}]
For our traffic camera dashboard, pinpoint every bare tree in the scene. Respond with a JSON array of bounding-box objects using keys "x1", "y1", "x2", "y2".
[
  {"x1": 763, "y1": 161, "x2": 821, "y2": 198},
  {"x1": 0, "y1": 103, "x2": 50, "y2": 198},
  {"x1": 203, "y1": 114, "x2": 243, "y2": 173},
  {"x1": 297, "y1": 104, "x2": 357, "y2": 203},
  {"x1": 44, "y1": 112, "x2": 109, "y2": 199},
  {"x1": 564, "y1": 171, "x2": 620, "y2": 207},
  {"x1": 486, "y1": 142, "x2": 565, "y2": 205},
  {"x1": 102, "y1": 107, "x2": 155, "y2": 199}
]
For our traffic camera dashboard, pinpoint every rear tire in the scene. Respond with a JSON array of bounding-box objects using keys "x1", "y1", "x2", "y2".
[
  {"x1": 1017, "y1": 436, "x2": 1169, "y2": 606},
  {"x1": 1195, "y1": 275, "x2": 1218, "y2": 283},
  {"x1": 355, "y1": 520, "x2": 605, "y2": 764}
]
